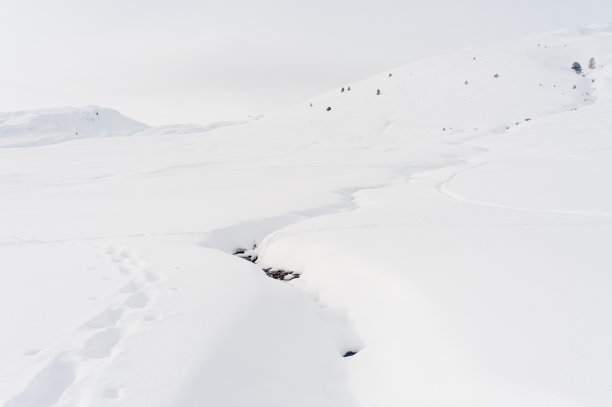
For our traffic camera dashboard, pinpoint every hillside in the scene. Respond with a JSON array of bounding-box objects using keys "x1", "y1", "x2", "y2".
[
  {"x1": 0, "y1": 106, "x2": 148, "y2": 148},
  {"x1": 1, "y1": 22, "x2": 612, "y2": 407}
]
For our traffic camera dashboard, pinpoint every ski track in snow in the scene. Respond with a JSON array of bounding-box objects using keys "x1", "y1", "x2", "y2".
[
  {"x1": 437, "y1": 162, "x2": 612, "y2": 218},
  {"x1": 259, "y1": 100, "x2": 612, "y2": 247},
  {"x1": 435, "y1": 139, "x2": 612, "y2": 219}
]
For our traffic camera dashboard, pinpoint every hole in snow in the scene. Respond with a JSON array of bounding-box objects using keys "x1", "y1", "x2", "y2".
[
  {"x1": 233, "y1": 247, "x2": 300, "y2": 281},
  {"x1": 343, "y1": 351, "x2": 358, "y2": 358}
]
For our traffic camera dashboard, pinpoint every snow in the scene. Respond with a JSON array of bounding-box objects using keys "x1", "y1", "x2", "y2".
[
  {"x1": 0, "y1": 107, "x2": 149, "y2": 148},
  {"x1": 2, "y1": 21, "x2": 612, "y2": 407}
]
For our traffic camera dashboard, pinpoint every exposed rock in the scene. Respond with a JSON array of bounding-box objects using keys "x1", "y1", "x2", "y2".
[{"x1": 234, "y1": 248, "x2": 300, "y2": 281}]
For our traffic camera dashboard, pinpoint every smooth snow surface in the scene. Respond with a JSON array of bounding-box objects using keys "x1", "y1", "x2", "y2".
[{"x1": 2, "y1": 22, "x2": 612, "y2": 407}]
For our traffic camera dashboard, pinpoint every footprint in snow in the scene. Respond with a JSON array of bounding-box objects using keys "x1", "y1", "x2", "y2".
[
  {"x1": 79, "y1": 327, "x2": 122, "y2": 359},
  {"x1": 4, "y1": 355, "x2": 77, "y2": 407},
  {"x1": 112, "y1": 249, "x2": 133, "y2": 263},
  {"x1": 119, "y1": 281, "x2": 141, "y2": 294},
  {"x1": 124, "y1": 292, "x2": 150, "y2": 309},
  {"x1": 117, "y1": 264, "x2": 133, "y2": 274},
  {"x1": 144, "y1": 270, "x2": 159, "y2": 282},
  {"x1": 83, "y1": 308, "x2": 124, "y2": 329},
  {"x1": 102, "y1": 386, "x2": 121, "y2": 399},
  {"x1": 23, "y1": 348, "x2": 42, "y2": 356}
]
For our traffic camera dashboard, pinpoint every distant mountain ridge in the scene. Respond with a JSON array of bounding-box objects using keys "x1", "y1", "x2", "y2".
[{"x1": 0, "y1": 106, "x2": 149, "y2": 147}]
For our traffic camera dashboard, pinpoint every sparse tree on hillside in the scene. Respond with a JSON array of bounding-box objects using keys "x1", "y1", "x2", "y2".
[{"x1": 571, "y1": 62, "x2": 582, "y2": 74}]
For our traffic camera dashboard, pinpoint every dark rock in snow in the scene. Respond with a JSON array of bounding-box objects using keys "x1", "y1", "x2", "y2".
[
  {"x1": 233, "y1": 249, "x2": 300, "y2": 281},
  {"x1": 263, "y1": 268, "x2": 300, "y2": 281}
]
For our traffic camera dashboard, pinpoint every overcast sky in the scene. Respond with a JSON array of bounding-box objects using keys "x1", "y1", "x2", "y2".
[{"x1": 1, "y1": 0, "x2": 611, "y2": 125}]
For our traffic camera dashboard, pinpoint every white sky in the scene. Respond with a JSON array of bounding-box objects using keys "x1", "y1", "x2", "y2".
[{"x1": 1, "y1": 0, "x2": 611, "y2": 125}]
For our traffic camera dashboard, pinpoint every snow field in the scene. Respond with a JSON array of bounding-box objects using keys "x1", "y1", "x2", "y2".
[{"x1": 2, "y1": 21, "x2": 612, "y2": 407}]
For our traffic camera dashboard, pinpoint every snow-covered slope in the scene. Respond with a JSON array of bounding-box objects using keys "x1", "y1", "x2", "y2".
[
  {"x1": 2, "y1": 22, "x2": 612, "y2": 407},
  {"x1": 0, "y1": 106, "x2": 148, "y2": 147}
]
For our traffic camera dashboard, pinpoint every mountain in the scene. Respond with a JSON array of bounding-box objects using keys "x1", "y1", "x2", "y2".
[
  {"x1": 1, "y1": 22, "x2": 612, "y2": 407},
  {"x1": 0, "y1": 106, "x2": 148, "y2": 147}
]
